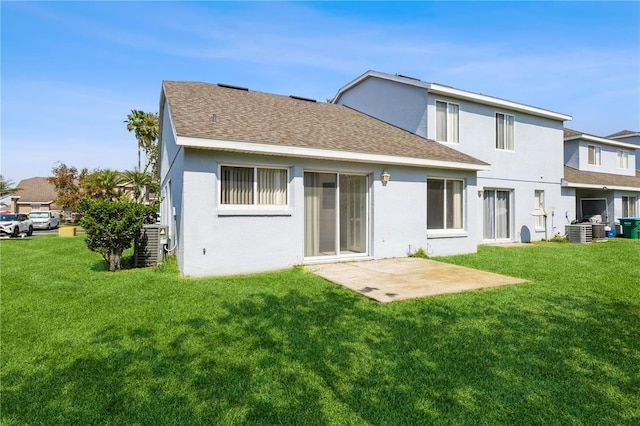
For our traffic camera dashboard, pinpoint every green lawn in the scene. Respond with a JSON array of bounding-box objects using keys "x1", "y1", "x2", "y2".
[{"x1": 1, "y1": 236, "x2": 639, "y2": 425}]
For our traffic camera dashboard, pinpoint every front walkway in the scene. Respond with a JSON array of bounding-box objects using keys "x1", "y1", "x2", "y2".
[{"x1": 306, "y1": 257, "x2": 528, "y2": 302}]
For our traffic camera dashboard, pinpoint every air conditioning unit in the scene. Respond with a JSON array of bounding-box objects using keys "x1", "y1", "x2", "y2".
[{"x1": 135, "y1": 224, "x2": 168, "y2": 267}]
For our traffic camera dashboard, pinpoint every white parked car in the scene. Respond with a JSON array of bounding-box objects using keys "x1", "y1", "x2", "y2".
[
  {"x1": 0, "y1": 213, "x2": 33, "y2": 237},
  {"x1": 28, "y1": 210, "x2": 60, "y2": 230}
]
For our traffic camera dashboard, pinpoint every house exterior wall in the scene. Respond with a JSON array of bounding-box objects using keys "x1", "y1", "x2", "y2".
[
  {"x1": 335, "y1": 77, "x2": 429, "y2": 138},
  {"x1": 162, "y1": 148, "x2": 479, "y2": 277},
  {"x1": 564, "y1": 141, "x2": 580, "y2": 169},
  {"x1": 577, "y1": 141, "x2": 636, "y2": 176},
  {"x1": 336, "y1": 77, "x2": 571, "y2": 244},
  {"x1": 159, "y1": 104, "x2": 186, "y2": 272}
]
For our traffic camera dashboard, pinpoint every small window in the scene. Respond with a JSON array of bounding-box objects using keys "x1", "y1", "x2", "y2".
[
  {"x1": 496, "y1": 113, "x2": 514, "y2": 151},
  {"x1": 427, "y1": 178, "x2": 464, "y2": 230},
  {"x1": 220, "y1": 166, "x2": 287, "y2": 206},
  {"x1": 534, "y1": 190, "x2": 544, "y2": 229},
  {"x1": 617, "y1": 150, "x2": 629, "y2": 169},
  {"x1": 588, "y1": 145, "x2": 601, "y2": 166},
  {"x1": 436, "y1": 101, "x2": 459, "y2": 143},
  {"x1": 622, "y1": 196, "x2": 637, "y2": 217}
]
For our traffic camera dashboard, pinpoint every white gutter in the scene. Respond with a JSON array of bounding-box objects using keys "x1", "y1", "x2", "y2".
[
  {"x1": 561, "y1": 179, "x2": 640, "y2": 192},
  {"x1": 177, "y1": 136, "x2": 491, "y2": 172},
  {"x1": 564, "y1": 134, "x2": 639, "y2": 150}
]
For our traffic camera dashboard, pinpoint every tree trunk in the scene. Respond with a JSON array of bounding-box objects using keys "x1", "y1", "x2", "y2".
[{"x1": 108, "y1": 248, "x2": 123, "y2": 271}]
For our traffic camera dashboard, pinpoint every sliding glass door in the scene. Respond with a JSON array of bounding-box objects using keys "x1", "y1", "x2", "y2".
[
  {"x1": 483, "y1": 189, "x2": 511, "y2": 240},
  {"x1": 304, "y1": 172, "x2": 367, "y2": 257}
]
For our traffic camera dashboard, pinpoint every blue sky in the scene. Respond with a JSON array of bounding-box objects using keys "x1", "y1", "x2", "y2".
[{"x1": 2, "y1": 1, "x2": 639, "y2": 184}]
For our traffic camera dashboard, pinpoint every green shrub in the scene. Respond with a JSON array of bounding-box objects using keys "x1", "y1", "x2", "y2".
[{"x1": 78, "y1": 198, "x2": 157, "y2": 271}]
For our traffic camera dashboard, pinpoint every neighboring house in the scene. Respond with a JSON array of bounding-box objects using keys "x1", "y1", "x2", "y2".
[
  {"x1": 9, "y1": 177, "x2": 60, "y2": 214},
  {"x1": 158, "y1": 81, "x2": 489, "y2": 277},
  {"x1": 562, "y1": 129, "x2": 640, "y2": 229},
  {"x1": 608, "y1": 130, "x2": 640, "y2": 171},
  {"x1": 333, "y1": 71, "x2": 573, "y2": 243}
]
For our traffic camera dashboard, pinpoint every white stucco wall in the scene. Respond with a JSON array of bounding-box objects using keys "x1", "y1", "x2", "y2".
[
  {"x1": 166, "y1": 149, "x2": 479, "y2": 277},
  {"x1": 578, "y1": 142, "x2": 636, "y2": 176},
  {"x1": 336, "y1": 78, "x2": 429, "y2": 138},
  {"x1": 337, "y1": 78, "x2": 572, "y2": 244}
]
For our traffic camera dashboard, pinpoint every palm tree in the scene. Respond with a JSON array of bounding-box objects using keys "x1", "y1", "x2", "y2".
[
  {"x1": 121, "y1": 169, "x2": 152, "y2": 203},
  {"x1": 124, "y1": 110, "x2": 159, "y2": 173},
  {"x1": 83, "y1": 169, "x2": 123, "y2": 200},
  {"x1": 0, "y1": 175, "x2": 20, "y2": 197}
]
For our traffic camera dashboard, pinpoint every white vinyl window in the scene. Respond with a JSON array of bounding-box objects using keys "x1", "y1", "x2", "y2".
[
  {"x1": 436, "y1": 101, "x2": 459, "y2": 143},
  {"x1": 496, "y1": 113, "x2": 515, "y2": 151},
  {"x1": 588, "y1": 145, "x2": 601, "y2": 166},
  {"x1": 617, "y1": 150, "x2": 629, "y2": 169},
  {"x1": 220, "y1": 166, "x2": 287, "y2": 206},
  {"x1": 534, "y1": 190, "x2": 544, "y2": 229},
  {"x1": 622, "y1": 196, "x2": 637, "y2": 217},
  {"x1": 427, "y1": 178, "x2": 464, "y2": 230}
]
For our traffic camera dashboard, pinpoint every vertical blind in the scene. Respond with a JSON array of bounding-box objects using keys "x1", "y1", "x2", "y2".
[
  {"x1": 436, "y1": 101, "x2": 459, "y2": 143},
  {"x1": 496, "y1": 113, "x2": 514, "y2": 150},
  {"x1": 221, "y1": 166, "x2": 287, "y2": 205}
]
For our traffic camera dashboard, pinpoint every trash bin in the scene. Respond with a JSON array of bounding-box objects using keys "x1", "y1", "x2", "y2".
[{"x1": 619, "y1": 217, "x2": 640, "y2": 239}]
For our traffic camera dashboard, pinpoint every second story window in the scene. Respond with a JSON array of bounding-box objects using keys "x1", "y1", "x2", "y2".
[
  {"x1": 436, "y1": 101, "x2": 459, "y2": 143},
  {"x1": 617, "y1": 150, "x2": 629, "y2": 169},
  {"x1": 588, "y1": 145, "x2": 601, "y2": 166},
  {"x1": 495, "y1": 113, "x2": 514, "y2": 151}
]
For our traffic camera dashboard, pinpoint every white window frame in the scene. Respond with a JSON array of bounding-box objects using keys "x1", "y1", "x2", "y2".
[
  {"x1": 435, "y1": 100, "x2": 460, "y2": 144},
  {"x1": 534, "y1": 190, "x2": 545, "y2": 229},
  {"x1": 588, "y1": 145, "x2": 601, "y2": 166},
  {"x1": 617, "y1": 150, "x2": 629, "y2": 170},
  {"x1": 495, "y1": 112, "x2": 515, "y2": 151},
  {"x1": 427, "y1": 177, "x2": 465, "y2": 232},
  {"x1": 218, "y1": 164, "x2": 291, "y2": 216}
]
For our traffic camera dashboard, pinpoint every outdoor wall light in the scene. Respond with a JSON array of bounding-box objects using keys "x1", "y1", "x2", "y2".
[
  {"x1": 381, "y1": 170, "x2": 391, "y2": 186},
  {"x1": 478, "y1": 188, "x2": 484, "y2": 197}
]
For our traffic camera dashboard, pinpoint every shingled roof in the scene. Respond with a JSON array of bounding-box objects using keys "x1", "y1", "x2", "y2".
[
  {"x1": 161, "y1": 81, "x2": 488, "y2": 170},
  {"x1": 13, "y1": 177, "x2": 57, "y2": 204},
  {"x1": 563, "y1": 166, "x2": 640, "y2": 191}
]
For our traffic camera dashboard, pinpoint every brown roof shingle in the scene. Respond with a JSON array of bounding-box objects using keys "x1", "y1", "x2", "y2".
[
  {"x1": 13, "y1": 177, "x2": 57, "y2": 203},
  {"x1": 162, "y1": 81, "x2": 488, "y2": 168},
  {"x1": 564, "y1": 166, "x2": 640, "y2": 190}
]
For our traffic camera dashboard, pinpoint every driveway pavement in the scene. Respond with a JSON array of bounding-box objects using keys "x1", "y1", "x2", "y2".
[{"x1": 306, "y1": 257, "x2": 528, "y2": 302}]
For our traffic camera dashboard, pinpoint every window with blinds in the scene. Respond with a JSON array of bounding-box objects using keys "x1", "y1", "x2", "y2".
[
  {"x1": 496, "y1": 112, "x2": 515, "y2": 151},
  {"x1": 436, "y1": 100, "x2": 459, "y2": 143},
  {"x1": 220, "y1": 166, "x2": 288, "y2": 206}
]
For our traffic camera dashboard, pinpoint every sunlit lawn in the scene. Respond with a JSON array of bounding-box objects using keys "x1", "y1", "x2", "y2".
[{"x1": 1, "y1": 235, "x2": 639, "y2": 425}]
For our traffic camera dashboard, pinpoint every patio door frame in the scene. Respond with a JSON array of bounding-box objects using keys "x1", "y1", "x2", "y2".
[
  {"x1": 303, "y1": 171, "x2": 369, "y2": 260},
  {"x1": 483, "y1": 188, "x2": 513, "y2": 241}
]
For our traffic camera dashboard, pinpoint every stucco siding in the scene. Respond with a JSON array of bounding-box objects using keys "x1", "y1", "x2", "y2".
[
  {"x1": 171, "y1": 150, "x2": 479, "y2": 277},
  {"x1": 335, "y1": 78, "x2": 429, "y2": 138},
  {"x1": 577, "y1": 142, "x2": 636, "y2": 176}
]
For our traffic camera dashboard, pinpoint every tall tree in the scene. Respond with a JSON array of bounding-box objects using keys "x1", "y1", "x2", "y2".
[
  {"x1": 0, "y1": 175, "x2": 20, "y2": 197},
  {"x1": 124, "y1": 110, "x2": 159, "y2": 175},
  {"x1": 48, "y1": 163, "x2": 89, "y2": 212}
]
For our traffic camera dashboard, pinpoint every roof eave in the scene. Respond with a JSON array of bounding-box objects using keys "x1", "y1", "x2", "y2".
[
  {"x1": 177, "y1": 136, "x2": 490, "y2": 172},
  {"x1": 561, "y1": 180, "x2": 640, "y2": 192},
  {"x1": 564, "y1": 134, "x2": 640, "y2": 150},
  {"x1": 333, "y1": 71, "x2": 572, "y2": 122}
]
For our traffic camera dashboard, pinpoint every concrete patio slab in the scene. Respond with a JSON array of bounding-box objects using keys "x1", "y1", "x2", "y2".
[{"x1": 306, "y1": 257, "x2": 528, "y2": 302}]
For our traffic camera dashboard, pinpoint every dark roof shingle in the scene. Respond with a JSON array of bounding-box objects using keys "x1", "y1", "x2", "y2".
[
  {"x1": 162, "y1": 81, "x2": 488, "y2": 168},
  {"x1": 13, "y1": 177, "x2": 57, "y2": 203},
  {"x1": 564, "y1": 166, "x2": 640, "y2": 190}
]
